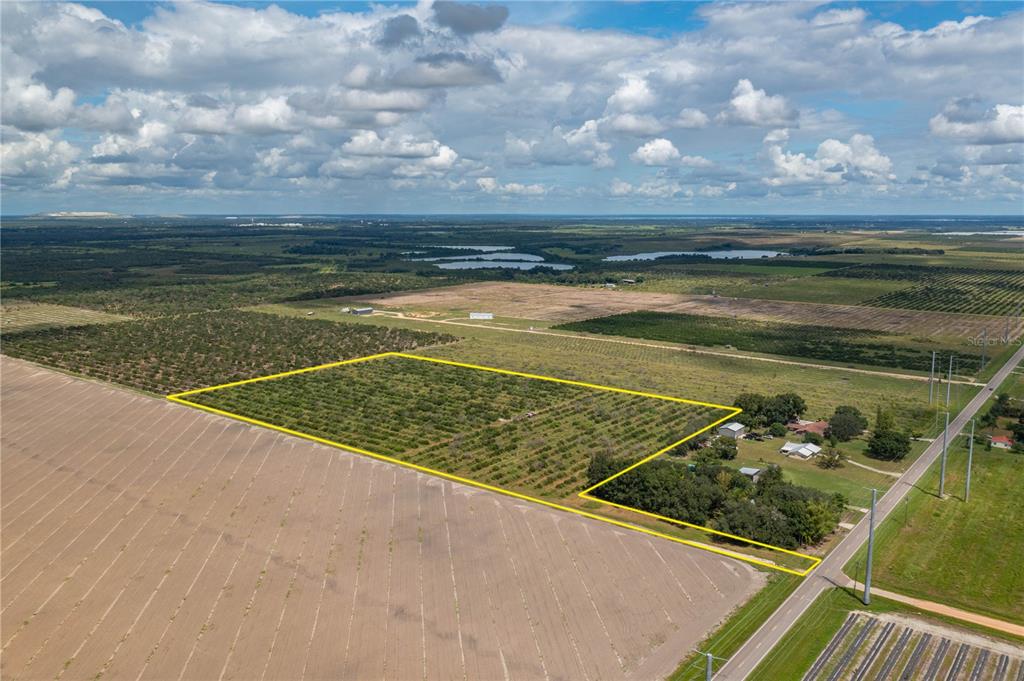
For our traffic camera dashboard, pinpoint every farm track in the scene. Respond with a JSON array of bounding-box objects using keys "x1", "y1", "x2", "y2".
[{"x1": 0, "y1": 356, "x2": 762, "y2": 681}]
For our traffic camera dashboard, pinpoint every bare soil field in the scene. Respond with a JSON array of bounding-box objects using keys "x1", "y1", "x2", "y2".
[
  {"x1": 344, "y1": 282, "x2": 1021, "y2": 338},
  {"x1": 1, "y1": 356, "x2": 763, "y2": 681}
]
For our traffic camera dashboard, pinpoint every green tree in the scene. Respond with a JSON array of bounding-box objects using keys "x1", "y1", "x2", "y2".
[
  {"x1": 828, "y1": 406, "x2": 868, "y2": 441},
  {"x1": 875, "y1": 405, "x2": 896, "y2": 433},
  {"x1": 769, "y1": 422, "x2": 787, "y2": 437},
  {"x1": 867, "y1": 429, "x2": 911, "y2": 461}
]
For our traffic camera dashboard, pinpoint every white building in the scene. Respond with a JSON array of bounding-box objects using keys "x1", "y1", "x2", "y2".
[
  {"x1": 469, "y1": 312, "x2": 494, "y2": 320},
  {"x1": 350, "y1": 307, "x2": 374, "y2": 316},
  {"x1": 780, "y1": 441, "x2": 822, "y2": 459},
  {"x1": 718, "y1": 422, "x2": 747, "y2": 439}
]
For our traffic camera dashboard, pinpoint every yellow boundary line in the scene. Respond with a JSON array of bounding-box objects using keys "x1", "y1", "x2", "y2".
[{"x1": 167, "y1": 352, "x2": 822, "y2": 576}]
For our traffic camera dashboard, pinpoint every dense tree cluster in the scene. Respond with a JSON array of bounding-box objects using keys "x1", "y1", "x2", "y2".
[
  {"x1": 588, "y1": 453, "x2": 845, "y2": 549},
  {"x1": 827, "y1": 405, "x2": 868, "y2": 441},
  {"x1": 732, "y1": 392, "x2": 807, "y2": 428}
]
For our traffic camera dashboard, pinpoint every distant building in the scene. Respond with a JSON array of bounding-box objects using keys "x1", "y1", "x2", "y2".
[
  {"x1": 990, "y1": 435, "x2": 1014, "y2": 450},
  {"x1": 787, "y1": 419, "x2": 829, "y2": 437},
  {"x1": 718, "y1": 422, "x2": 747, "y2": 439},
  {"x1": 738, "y1": 467, "x2": 763, "y2": 483},
  {"x1": 469, "y1": 312, "x2": 494, "y2": 320},
  {"x1": 620, "y1": 278, "x2": 637, "y2": 285},
  {"x1": 780, "y1": 441, "x2": 822, "y2": 459},
  {"x1": 350, "y1": 307, "x2": 374, "y2": 316}
]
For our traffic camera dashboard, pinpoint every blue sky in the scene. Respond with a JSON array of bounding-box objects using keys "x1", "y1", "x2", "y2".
[{"x1": 2, "y1": 1, "x2": 1022, "y2": 214}]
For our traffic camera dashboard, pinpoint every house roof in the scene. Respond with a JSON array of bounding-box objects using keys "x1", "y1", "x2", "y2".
[
  {"x1": 738, "y1": 467, "x2": 761, "y2": 476},
  {"x1": 991, "y1": 435, "x2": 1014, "y2": 444},
  {"x1": 720, "y1": 422, "x2": 745, "y2": 432},
  {"x1": 787, "y1": 420, "x2": 829, "y2": 436},
  {"x1": 780, "y1": 441, "x2": 822, "y2": 457}
]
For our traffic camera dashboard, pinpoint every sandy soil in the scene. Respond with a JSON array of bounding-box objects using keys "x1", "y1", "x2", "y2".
[
  {"x1": 344, "y1": 282, "x2": 1021, "y2": 337},
  {"x1": 1, "y1": 356, "x2": 763, "y2": 681}
]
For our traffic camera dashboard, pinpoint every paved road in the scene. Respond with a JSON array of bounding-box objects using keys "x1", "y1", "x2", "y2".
[{"x1": 715, "y1": 341, "x2": 1024, "y2": 681}]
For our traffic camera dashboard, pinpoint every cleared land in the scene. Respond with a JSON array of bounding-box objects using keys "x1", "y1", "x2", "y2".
[
  {"x1": 1, "y1": 357, "x2": 762, "y2": 681},
  {"x1": 1, "y1": 302, "x2": 129, "y2": 333},
  {"x1": 344, "y1": 282, "x2": 1022, "y2": 338}
]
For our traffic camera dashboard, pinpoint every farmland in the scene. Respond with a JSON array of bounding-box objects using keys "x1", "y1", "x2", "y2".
[
  {"x1": 0, "y1": 310, "x2": 454, "y2": 394},
  {"x1": 864, "y1": 269, "x2": 1024, "y2": 317},
  {"x1": 0, "y1": 302, "x2": 129, "y2": 333},
  {"x1": 259, "y1": 304, "x2": 971, "y2": 436},
  {"x1": 749, "y1": 590, "x2": 1024, "y2": 681},
  {"x1": 555, "y1": 311, "x2": 983, "y2": 374},
  {"x1": 1, "y1": 357, "x2": 763, "y2": 681},
  {"x1": 185, "y1": 353, "x2": 727, "y2": 501},
  {"x1": 346, "y1": 280, "x2": 1022, "y2": 339}
]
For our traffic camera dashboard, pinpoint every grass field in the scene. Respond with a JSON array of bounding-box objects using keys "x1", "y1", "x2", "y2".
[
  {"x1": 734, "y1": 439, "x2": 907, "y2": 509},
  {"x1": 845, "y1": 438, "x2": 1024, "y2": 625},
  {"x1": 184, "y1": 353, "x2": 728, "y2": 501},
  {"x1": 0, "y1": 302, "x2": 130, "y2": 332}
]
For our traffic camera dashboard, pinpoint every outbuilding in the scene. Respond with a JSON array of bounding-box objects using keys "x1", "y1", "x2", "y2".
[
  {"x1": 351, "y1": 307, "x2": 374, "y2": 316},
  {"x1": 738, "y1": 467, "x2": 763, "y2": 483},
  {"x1": 469, "y1": 312, "x2": 494, "y2": 320},
  {"x1": 718, "y1": 422, "x2": 747, "y2": 439}
]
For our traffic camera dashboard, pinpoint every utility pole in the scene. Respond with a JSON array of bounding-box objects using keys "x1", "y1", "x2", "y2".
[
  {"x1": 966, "y1": 419, "x2": 975, "y2": 503},
  {"x1": 928, "y1": 351, "x2": 936, "y2": 404},
  {"x1": 864, "y1": 488, "x2": 877, "y2": 606},
  {"x1": 946, "y1": 355, "x2": 953, "y2": 407},
  {"x1": 940, "y1": 412, "x2": 949, "y2": 498},
  {"x1": 705, "y1": 652, "x2": 714, "y2": 681}
]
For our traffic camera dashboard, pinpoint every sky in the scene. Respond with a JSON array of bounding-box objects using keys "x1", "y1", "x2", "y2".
[{"x1": 1, "y1": 1, "x2": 1022, "y2": 215}]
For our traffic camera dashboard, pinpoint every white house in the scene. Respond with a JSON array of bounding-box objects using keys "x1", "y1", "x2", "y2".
[
  {"x1": 718, "y1": 422, "x2": 747, "y2": 439},
  {"x1": 780, "y1": 441, "x2": 822, "y2": 459},
  {"x1": 469, "y1": 312, "x2": 494, "y2": 320}
]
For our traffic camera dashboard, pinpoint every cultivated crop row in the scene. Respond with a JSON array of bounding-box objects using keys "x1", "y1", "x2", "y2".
[
  {"x1": 189, "y1": 355, "x2": 723, "y2": 500},
  {"x1": 862, "y1": 270, "x2": 1024, "y2": 317},
  {"x1": 554, "y1": 311, "x2": 985, "y2": 374},
  {"x1": 0, "y1": 310, "x2": 455, "y2": 394}
]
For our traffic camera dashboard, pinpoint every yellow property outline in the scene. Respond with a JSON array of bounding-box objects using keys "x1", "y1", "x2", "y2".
[{"x1": 167, "y1": 352, "x2": 821, "y2": 576}]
